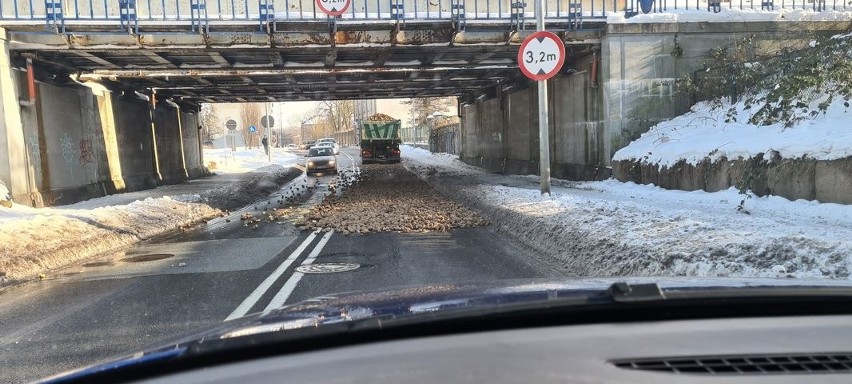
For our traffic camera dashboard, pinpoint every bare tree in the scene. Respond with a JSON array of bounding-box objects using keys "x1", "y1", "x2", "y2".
[
  {"x1": 239, "y1": 103, "x2": 262, "y2": 148},
  {"x1": 318, "y1": 100, "x2": 355, "y2": 135},
  {"x1": 199, "y1": 104, "x2": 223, "y2": 141},
  {"x1": 403, "y1": 97, "x2": 456, "y2": 126},
  {"x1": 304, "y1": 101, "x2": 355, "y2": 141}
]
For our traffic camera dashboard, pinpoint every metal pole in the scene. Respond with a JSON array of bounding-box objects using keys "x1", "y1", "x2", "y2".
[
  {"x1": 535, "y1": 0, "x2": 551, "y2": 195},
  {"x1": 265, "y1": 102, "x2": 271, "y2": 162}
]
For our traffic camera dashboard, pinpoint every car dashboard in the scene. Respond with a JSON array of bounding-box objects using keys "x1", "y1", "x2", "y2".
[{"x1": 135, "y1": 314, "x2": 852, "y2": 383}]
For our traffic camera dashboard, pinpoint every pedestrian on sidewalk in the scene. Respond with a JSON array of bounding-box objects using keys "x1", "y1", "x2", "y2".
[{"x1": 262, "y1": 135, "x2": 270, "y2": 156}]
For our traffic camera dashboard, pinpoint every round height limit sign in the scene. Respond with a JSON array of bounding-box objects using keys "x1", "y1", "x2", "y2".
[
  {"x1": 518, "y1": 31, "x2": 566, "y2": 81},
  {"x1": 316, "y1": 0, "x2": 350, "y2": 16}
]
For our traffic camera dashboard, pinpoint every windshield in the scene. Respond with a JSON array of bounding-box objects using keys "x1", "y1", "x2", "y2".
[
  {"x1": 1, "y1": 2, "x2": 851, "y2": 383},
  {"x1": 308, "y1": 147, "x2": 334, "y2": 157}
]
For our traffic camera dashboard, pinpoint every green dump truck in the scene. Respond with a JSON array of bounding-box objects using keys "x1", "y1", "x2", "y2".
[{"x1": 360, "y1": 114, "x2": 401, "y2": 164}]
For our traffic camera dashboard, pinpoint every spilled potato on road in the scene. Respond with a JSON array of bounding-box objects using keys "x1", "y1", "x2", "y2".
[{"x1": 294, "y1": 163, "x2": 487, "y2": 235}]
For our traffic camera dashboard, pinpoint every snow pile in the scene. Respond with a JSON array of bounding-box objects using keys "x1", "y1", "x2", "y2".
[
  {"x1": 0, "y1": 197, "x2": 220, "y2": 283},
  {"x1": 612, "y1": 97, "x2": 852, "y2": 167},
  {"x1": 204, "y1": 147, "x2": 298, "y2": 174},
  {"x1": 201, "y1": 165, "x2": 302, "y2": 210},
  {"x1": 607, "y1": 7, "x2": 852, "y2": 24},
  {"x1": 402, "y1": 147, "x2": 852, "y2": 280},
  {"x1": 400, "y1": 145, "x2": 483, "y2": 176},
  {"x1": 0, "y1": 157, "x2": 302, "y2": 284}
]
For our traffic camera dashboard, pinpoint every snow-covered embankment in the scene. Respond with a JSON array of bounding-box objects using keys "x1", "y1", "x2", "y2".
[{"x1": 402, "y1": 145, "x2": 852, "y2": 280}]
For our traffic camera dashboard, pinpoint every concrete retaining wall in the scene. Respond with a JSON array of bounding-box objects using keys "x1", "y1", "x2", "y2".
[
  {"x1": 601, "y1": 21, "x2": 852, "y2": 156},
  {"x1": 613, "y1": 156, "x2": 852, "y2": 205}
]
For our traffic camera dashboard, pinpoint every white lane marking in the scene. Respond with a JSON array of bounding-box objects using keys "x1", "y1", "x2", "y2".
[
  {"x1": 342, "y1": 150, "x2": 358, "y2": 171},
  {"x1": 225, "y1": 230, "x2": 320, "y2": 321},
  {"x1": 264, "y1": 230, "x2": 335, "y2": 311}
]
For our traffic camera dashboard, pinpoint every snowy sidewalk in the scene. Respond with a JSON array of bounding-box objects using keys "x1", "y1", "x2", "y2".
[
  {"x1": 401, "y1": 145, "x2": 852, "y2": 280},
  {"x1": 0, "y1": 148, "x2": 301, "y2": 284}
]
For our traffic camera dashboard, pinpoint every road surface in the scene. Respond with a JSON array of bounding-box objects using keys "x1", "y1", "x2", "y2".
[{"x1": 0, "y1": 147, "x2": 548, "y2": 383}]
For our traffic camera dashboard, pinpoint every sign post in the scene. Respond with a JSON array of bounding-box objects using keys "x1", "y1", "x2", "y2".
[
  {"x1": 225, "y1": 119, "x2": 237, "y2": 152},
  {"x1": 261, "y1": 113, "x2": 275, "y2": 163},
  {"x1": 517, "y1": 1, "x2": 566, "y2": 195}
]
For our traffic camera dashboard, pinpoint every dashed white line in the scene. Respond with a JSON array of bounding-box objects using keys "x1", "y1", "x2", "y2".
[
  {"x1": 224, "y1": 230, "x2": 320, "y2": 321},
  {"x1": 264, "y1": 230, "x2": 335, "y2": 311}
]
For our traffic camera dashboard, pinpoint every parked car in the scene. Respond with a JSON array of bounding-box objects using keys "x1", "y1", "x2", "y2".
[
  {"x1": 305, "y1": 146, "x2": 337, "y2": 175},
  {"x1": 286, "y1": 144, "x2": 297, "y2": 150}
]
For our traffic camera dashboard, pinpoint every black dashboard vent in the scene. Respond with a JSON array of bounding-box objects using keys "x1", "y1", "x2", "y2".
[{"x1": 612, "y1": 353, "x2": 852, "y2": 375}]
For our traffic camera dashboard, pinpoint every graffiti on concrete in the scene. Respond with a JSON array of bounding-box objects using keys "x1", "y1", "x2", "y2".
[
  {"x1": 59, "y1": 132, "x2": 78, "y2": 170},
  {"x1": 79, "y1": 138, "x2": 95, "y2": 165}
]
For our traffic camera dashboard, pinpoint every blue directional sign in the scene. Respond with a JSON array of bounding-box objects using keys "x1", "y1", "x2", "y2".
[{"x1": 249, "y1": 125, "x2": 257, "y2": 133}]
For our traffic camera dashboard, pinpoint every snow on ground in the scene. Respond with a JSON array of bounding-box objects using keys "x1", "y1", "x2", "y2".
[
  {"x1": 612, "y1": 95, "x2": 852, "y2": 167},
  {"x1": 401, "y1": 145, "x2": 852, "y2": 280},
  {"x1": 204, "y1": 147, "x2": 299, "y2": 174},
  {"x1": 0, "y1": 148, "x2": 301, "y2": 283}
]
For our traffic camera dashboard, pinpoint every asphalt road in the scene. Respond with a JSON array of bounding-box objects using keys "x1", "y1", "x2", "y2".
[{"x1": 0, "y1": 147, "x2": 547, "y2": 383}]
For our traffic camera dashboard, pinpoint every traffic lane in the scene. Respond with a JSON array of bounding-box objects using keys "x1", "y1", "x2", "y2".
[
  {"x1": 0, "y1": 153, "x2": 361, "y2": 382},
  {"x1": 0, "y1": 229, "x2": 319, "y2": 383},
  {"x1": 154, "y1": 151, "x2": 357, "y2": 244},
  {"x1": 0, "y1": 173, "x2": 328, "y2": 382},
  {"x1": 283, "y1": 228, "x2": 549, "y2": 305}
]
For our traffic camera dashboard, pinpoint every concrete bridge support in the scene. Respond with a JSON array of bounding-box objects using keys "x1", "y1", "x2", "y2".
[
  {"x1": 459, "y1": 53, "x2": 609, "y2": 180},
  {"x1": 0, "y1": 28, "x2": 205, "y2": 207}
]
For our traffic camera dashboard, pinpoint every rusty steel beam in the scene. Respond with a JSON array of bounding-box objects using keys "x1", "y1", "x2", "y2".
[
  {"x1": 324, "y1": 48, "x2": 339, "y2": 67},
  {"x1": 69, "y1": 51, "x2": 122, "y2": 69},
  {"x1": 372, "y1": 51, "x2": 394, "y2": 67},
  {"x1": 139, "y1": 51, "x2": 177, "y2": 68},
  {"x1": 80, "y1": 65, "x2": 515, "y2": 80},
  {"x1": 208, "y1": 52, "x2": 231, "y2": 68},
  {"x1": 421, "y1": 52, "x2": 447, "y2": 66},
  {"x1": 270, "y1": 52, "x2": 285, "y2": 67}
]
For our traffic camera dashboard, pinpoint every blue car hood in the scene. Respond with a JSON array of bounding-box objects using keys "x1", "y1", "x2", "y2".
[{"x1": 39, "y1": 277, "x2": 852, "y2": 383}]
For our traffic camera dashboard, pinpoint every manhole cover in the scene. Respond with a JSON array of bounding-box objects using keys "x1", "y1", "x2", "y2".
[
  {"x1": 296, "y1": 263, "x2": 360, "y2": 274},
  {"x1": 121, "y1": 254, "x2": 174, "y2": 263},
  {"x1": 82, "y1": 261, "x2": 114, "y2": 268}
]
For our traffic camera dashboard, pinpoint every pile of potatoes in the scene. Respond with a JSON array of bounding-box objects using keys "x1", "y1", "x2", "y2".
[{"x1": 295, "y1": 164, "x2": 487, "y2": 235}]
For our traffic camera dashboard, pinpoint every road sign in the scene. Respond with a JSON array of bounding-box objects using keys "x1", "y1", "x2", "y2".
[
  {"x1": 261, "y1": 115, "x2": 275, "y2": 129},
  {"x1": 249, "y1": 125, "x2": 257, "y2": 133},
  {"x1": 226, "y1": 119, "x2": 237, "y2": 131},
  {"x1": 517, "y1": 31, "x2": 566, "y2": 81},
  {"x1": 316, "y1": 0, "x2": 350, "y2": 16}
]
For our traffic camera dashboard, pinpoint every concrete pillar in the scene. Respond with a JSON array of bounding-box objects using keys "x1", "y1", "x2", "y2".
[
  {"x1": 0, "y1": 28, "x2": 36, "y2": 205},
  {"x1": 86, "y1": 83, "x2": 126, "y2": 193}
]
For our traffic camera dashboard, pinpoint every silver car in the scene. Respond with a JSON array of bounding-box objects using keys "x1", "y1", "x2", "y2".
[
  {"x1": 316, "y1": 138, "x2": 340, "y2": 155},
  {"x1": 305, "y1": 146, "x2": 337, "y2": 175}
]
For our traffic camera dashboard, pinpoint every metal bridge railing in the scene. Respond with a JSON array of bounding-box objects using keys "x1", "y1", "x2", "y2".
[
  {"x1": 0, "y1": 0, "x2": 848, "y2": 24},
  {"x1": 0, "y1": 0, "x2": 616, "y2": 22}
]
